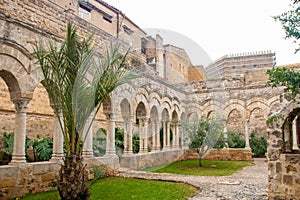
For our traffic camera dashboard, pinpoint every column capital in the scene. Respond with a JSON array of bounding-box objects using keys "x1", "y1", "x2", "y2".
[
  {"x1": 105, "y1": 113, "x2": 116, "y2": 121},
  {"x1": 13, "y1": 98, "x2": 30, "y2": 113}
]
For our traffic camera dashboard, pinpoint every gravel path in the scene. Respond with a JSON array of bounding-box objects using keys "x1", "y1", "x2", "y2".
[{"x1": 118, "y1": 158, "x2": 268, "y2": 200}]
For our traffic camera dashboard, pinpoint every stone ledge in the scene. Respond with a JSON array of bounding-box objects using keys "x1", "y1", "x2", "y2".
[{"x1": 178, "y1": 148, "x2": 253, "y2": 161}]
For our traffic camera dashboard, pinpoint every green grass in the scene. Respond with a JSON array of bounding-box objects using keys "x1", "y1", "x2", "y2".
[
  {"x1": 143, "y1": 159, "x2": 250, "y2": 176},
  {"x1": 20, "y1": 177, "x2": 197, "y2": 200}
]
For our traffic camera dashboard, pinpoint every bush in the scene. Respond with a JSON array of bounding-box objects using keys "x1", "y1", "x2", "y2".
[
  {"x1": 0, "y1": 132, "x2": 32, "y2": 164},
  {"x1": 250, "y1": 132, "x2": 267, "y2": 157},
  {"x1": 227, "y1": 131, "x2": 245, "y2": 148},
  {"x1": 132, "y1": 132, "x2": 140, "y2": 154},
  {"x1": 93, "y1": 128, "x2": 106, "y2": 157},
  {"x1": 31, "y1": 136, "x2": 53, "y2": 161}
]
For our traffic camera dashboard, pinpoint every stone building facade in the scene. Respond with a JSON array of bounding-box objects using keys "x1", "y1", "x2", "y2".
[{"x1": 0, "y1": 0, "x2": 299, "y2": 199}]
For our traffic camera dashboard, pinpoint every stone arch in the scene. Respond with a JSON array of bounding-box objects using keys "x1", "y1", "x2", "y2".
[
  {"x1": 225, "y1": 102, "x2": 245, "y2": 133},
  {"x1": 227, "y1": 109, "x2": 244, "y2": 133},
  {"x1": 0, "y1": 74, "x2": 16, "y2": 135},
  {"x1": 150, "y1": 106, "x2": 159, "y2": 120},
  {"x1": 247, "y1": 101, "x2": 269, "y2": 136},
  {"x1": 0, "y1": 43, "x2": 36, "y2": 98},
  {"x1": 135, "y1": 101, "x2": 148, "y2": 153},
  {"x1": 202, "y1": 100, "x2": 224, "y2": 118},
  {"x1": 0, "y1": 70, "x2": 22, "y2": 100},
  {"x1": 120, "y1": 98, "x2": 131, "y2": 118}
]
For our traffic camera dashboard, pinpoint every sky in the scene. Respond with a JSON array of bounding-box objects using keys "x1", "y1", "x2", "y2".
[{"x1": 104, "y1": 0, "x2": 299, "y2": 66}]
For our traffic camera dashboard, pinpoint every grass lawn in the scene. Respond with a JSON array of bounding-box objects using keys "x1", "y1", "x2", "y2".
[
  {"x1": 143, "y1": 159, "x2": 250, "y2": 176},
  {"x1": 20, "y1": 177, "x2": 197, "y2": 200}
]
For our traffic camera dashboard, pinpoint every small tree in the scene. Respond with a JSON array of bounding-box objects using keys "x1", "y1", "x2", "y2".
[{"x1": 188, "y1": 116, "x2": 225, "y2": 167}]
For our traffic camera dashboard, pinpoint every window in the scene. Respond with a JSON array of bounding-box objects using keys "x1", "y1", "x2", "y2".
[
  {"x1": 78, "y1": 4, "x2": 91, "y2": 21},
  {"x1": 103, "y1": 15, "x2": 112, "y2": 23}
]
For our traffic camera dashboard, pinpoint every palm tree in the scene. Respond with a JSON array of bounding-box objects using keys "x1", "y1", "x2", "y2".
[{"x1": 35, "y1": 22, "x2": 137, "y2": 199}]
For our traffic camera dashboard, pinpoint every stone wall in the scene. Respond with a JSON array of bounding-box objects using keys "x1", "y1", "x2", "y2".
[
  {"x1": 179, "y1": 148, "x2": 253, "y2": 161},
  {"x1": 120, "y1": 149, "x2": 183, "y2": 170},
  {"x1": 267, "y1": 95, "x2": 300, "y2": 199},
  {"x1": 0, "y1": 162, "x2": 60, "y2": 199},
  {"x1": 0, "y1": 156, "x2": 120, "y2": 200}
]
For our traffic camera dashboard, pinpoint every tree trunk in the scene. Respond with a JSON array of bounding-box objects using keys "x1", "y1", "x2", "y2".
[
  {"x1": 57, "y1": 154, "x2": 90, "y2": 200},
  {"x1": 198, "y1": 154, "x2": 202, "y2": 167}
]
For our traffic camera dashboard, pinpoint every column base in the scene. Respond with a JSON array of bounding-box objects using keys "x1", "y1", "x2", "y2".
[
  {"x1": 124, "y1": 150, "x2": 133, "y2": 155},
  {"x1": 104, "y1": 152, "x2": 117, "y2": 157},
  {"x1": 50, "y1": 153, "x2": 64, "y2": 163},
  {"x1": 10, "y1": 155, "x2": 26, "y2": 165},
  {"x1": 82, "y1": 151, "x2": 94, "y2": 158}
]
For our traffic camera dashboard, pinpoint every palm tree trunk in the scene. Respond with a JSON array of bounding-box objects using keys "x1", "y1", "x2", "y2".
[{"x1": 57, "y1": 154, "x2": 90, "y2": 200}]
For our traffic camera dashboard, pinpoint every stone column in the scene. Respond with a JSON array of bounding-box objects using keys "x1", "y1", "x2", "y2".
[
  {"x1": 292, "y1": 116, "x2": 299, "y2": 150},
  {"x1": 162, "y1": 121, "x2": 167, "y2": 150},
  {"x1": 105, "y1": 114, "x2": 116, "y2": 156},
  {"x1": 82, "y1": 113, "x2": 94, "y2": 158},
  {"x1": 155, "y1": 120, "x2": 160, "y2": 151},
  {"x1": 127, "y1": 117, "x2": 133, "y2": 154},
  {"x1": 50, "y1": 108, "x2": 64, "y2": 162},
  {"x1": 123, "y1": 120, "x2": 128, "y2": 154},
  {"x1": 166, "y1": 121, "x2": 171, "y2": 149},
  {"x1": 10, "y1": 99, "x2": 29, "y2": 165},
  {"x1": 175, "y1": 123, "x2": 180, "y2": 149},
  {"x1": 139, "y1": 119, "x2": 144, "y2": 153},
  {"x1": 181, "y1": 123, "x2": 184, "y2": 148},
  {"x1": 171, "y1": 124, "x2": 176, "y2": 148},
  {"x1": 223, "y1": 126, "x2": 228, "y2": 148},
  {"x1": 245, "y1": 121, "x2": 250, "y2": 149},
  {"x1": 151, "y1": 120, "x2": 156, "y2": 151},
  {"x1": 143, "y1": 119, "x2": 149, "y2": 153}
]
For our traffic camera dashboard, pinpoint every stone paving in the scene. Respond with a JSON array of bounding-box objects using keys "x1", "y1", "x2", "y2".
[{"x1": 118, "y1": 158, "x2": 268, "y2": 200}]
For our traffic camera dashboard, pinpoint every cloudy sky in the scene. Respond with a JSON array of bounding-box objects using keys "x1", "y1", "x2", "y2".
[{"x1": 104, "y1": 0, "x2": 299, "y2": 66}]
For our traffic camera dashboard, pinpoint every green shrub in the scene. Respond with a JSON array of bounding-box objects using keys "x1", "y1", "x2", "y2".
[
  {"x1": 115, "y1": 127, "x2": 124, "y2": 155},
  {"x1": 132, "y1": 132, "x2": 140, "y2": 154},
  {"x1": 31, "y1": 136, "x2": 53, "y2": 161},
  {"x1": 0, "y1": 132, "x2": 32, "y2": 164},
  {"x1": 250, "y1": 132, "x2": 267, "y2": 157},
  {"x1": 93, "y1": 128, "x2": 106, "y2": 157},
  {"x1": 227, "y1": 131, "x2": 245, "y2": 148},
  {"x1": 89, "y1": 166, "x2": 105, "y2": 186}
]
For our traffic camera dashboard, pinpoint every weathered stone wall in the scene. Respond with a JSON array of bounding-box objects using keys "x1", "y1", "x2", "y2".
[
  {"x1": 0, "y1": 162, "x2": 60, "y2": 199},
  {"x1": 267, "y1": 96, "x2": 300, "y2": 199},
  {"x1": 120, "y1": 149, "x2": 183, "y2": 170},
  {"x1": 179, "y1": 148, "x2": 253, "y2": 161},
  {"x1": 0, "y1": 157, "x2": 120, "y2": 200}
]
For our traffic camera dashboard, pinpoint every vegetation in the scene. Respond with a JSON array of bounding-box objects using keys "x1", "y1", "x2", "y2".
[
  {"x1": 92, "y1": 128, "x2": 106, "y2": 157},
  {"x1": 249, "y1": 132, "x2": 267, "y2": 157},
  {"x1": 273, "y1": 0, "x2": 300, "y2": 54},
  {"x1": 267, "y1": 0, "x2": 300, "y2": 100},
  {"x1": 20, "y1": 177, "x2": 197, "y2": 200},
  {"x1": 132, "y1": 132, "x2": 140, "y2": 154},
  {"x1": 30, "y1": 136, "x2": 53, "y2": 161},
  {"x1": 227, "y1": 131, "x2": 245, "y2": 148},
  {"x1": 0, "y1": 132, "x2": 53, "y2": 164},
  {"x1": 144, "y1": 159, "x2": 250, "y2": 176},
  {"x1": 34, "y1": 22, "x2": 136, "y2": 199},
  {"x1": 188, "y1": 116, "x2": 225, "y2": 166},
  {"x1": 226, "y1": 131, "x2": 267, "y2": 157}
]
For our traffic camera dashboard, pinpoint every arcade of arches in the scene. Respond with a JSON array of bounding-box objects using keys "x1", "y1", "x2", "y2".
[{"x1": 0, "y1": 1, "x2": 300, "y2": 199}]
